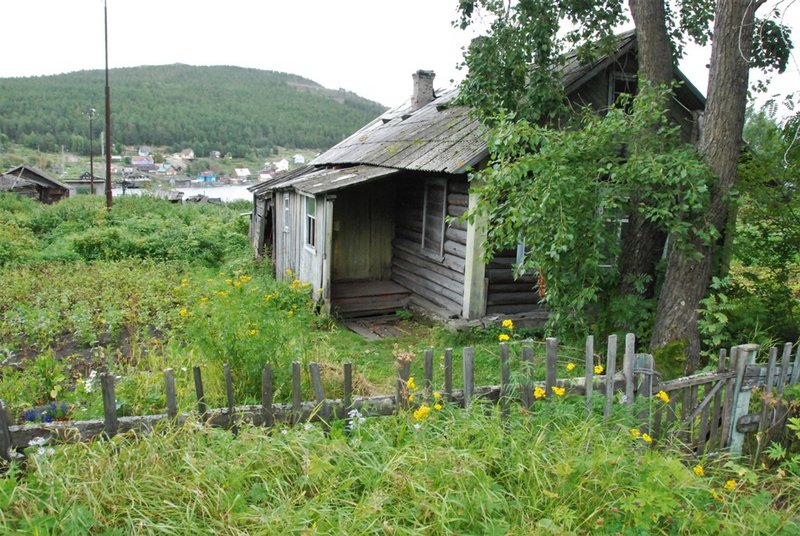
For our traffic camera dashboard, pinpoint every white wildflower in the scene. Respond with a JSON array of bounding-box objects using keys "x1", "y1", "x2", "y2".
[
  {"x1": 413, "y1": 423, "x2": 421, "y2": 430},
  {"x1": 29, "y1": 436, "x2": 47, "y2": 447},
  {"x1": 303, "y1": 423, "x2": 313, "y2": 431}
]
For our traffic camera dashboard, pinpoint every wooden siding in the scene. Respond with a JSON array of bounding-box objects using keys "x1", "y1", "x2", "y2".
[
  {"x1": 332, "y1": 180, "x2": 396, "y2": 282},
  {"x1": 391, "y1": 176, "x2": 467, "y2": 315},
  {"x1": 486, "y1": 250, "x2": 542, "y2": 315}
]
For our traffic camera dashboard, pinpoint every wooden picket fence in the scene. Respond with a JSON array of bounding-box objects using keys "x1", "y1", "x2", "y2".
[{"x1": 1, "y1": 334, "x2": 799, "y2": 463}]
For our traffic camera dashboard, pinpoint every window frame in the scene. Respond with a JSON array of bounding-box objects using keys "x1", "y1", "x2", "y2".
[
  {"x1": 420, "y1": 178, "x2": 447, "y2": 259},
  {"x1": 304, "y1": 194, "x2": 317, "y2": 252}
]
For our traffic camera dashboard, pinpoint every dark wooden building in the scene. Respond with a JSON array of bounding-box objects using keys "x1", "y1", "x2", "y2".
[
  {"x1": 249, "y1": 32, "x2": 705, "y2": 321},
  {"x1": 0, "y1": 165, "x2": 70, "y2": 204}
]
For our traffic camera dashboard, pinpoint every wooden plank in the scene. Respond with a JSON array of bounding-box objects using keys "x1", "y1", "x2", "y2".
[
  {"x1": 331, "y1": 280, "x2": 410, "y2": 299},
  {"x1": 292, "y1": 361, "x2": 302, "y2": 424},
  {"x1": 719, "y1": 347, "x2": 738, "y2": 449},
  {"x1": 447, "y1": 192, "x2": 469, "y2": 206},
  {"x1": 445, "y1": 225, "x2": 468, "y2": 245},
  {"x1": 708, "y1": 349, "x2": 727, "y2": 451},
  {"x1": 604, "y1": 335, "x2": 617, "y2": 419},
  {"x1": 655, "y1": 370, "x2": 736, "y2": 392},
  {"x1": 623, "y1": 333, "x2": 635, "y2": 404},
  {"x1": 665, "y1": 394, "x2": 678, "y2": 431},
  {"x1": 790, "y1": 342, "x2": 800, "y2": 386},
  {"x1": 193, "y1": 366, "x2": 207, "y2": 423},
  {"x1": 424, "y1": 349, "x2": 434, "y2": 400},
  {"x1": 393, "y1": 246, "x2": 465, "y2": 283},
  {"x1": 99, "y1": 373, "x2": 118, "y2": 438},
  {"x1": 262, "y1": 364, "x2": 274, "y2": 427},
  {"x1": 224, "y1": 364, "x2": 236, "y2": 433},
  {"x1": 0, "y1": 400, "x2": 12, "y2": 462},
  {"x1": 343, "y1": 362, "x2": 353, "y2": 419},
  {"x1": 522, "y1": 346, "x2": 535, "y2": 409},
  {"x1": 697, "y1": 384, "x2": 711, "y2": 454},
  {"x1": 391, "y1": 271, "x2": 463, "y2": 314},
  {"x1": 653, "y1": 404, "x2": 663, "y2": 439},
  {"x1": 309, "y1": 362, "x2": 330, "y2": 430},
  {"x1": 164, "y1": 368, "x2": 178, "y2": 420},
  {"x1": 500, "y1": 343, "x2": 510, "y2": 420},
  {"x1": 463, "y1": 346, "x2": 475, "y2": 409},
  {"x1": 755, "y1": 347, "x2": 777, "y2": 463},
  {"x1": 444, "y1": 348, "x2": 453, "y2": 402},
  {"x1": 728, "y1": 344, "x2": 759, "y2": 456},
  {"x1": 343, "y1": 321, "x2": 382, "y2": 341},
  {"x1": 486, "y1": 269, "x2": 536, "y2": 284},
  {"x1": 396, "y1": 359, "x2": 411, "y2": 410},
  {"x1": 546, "y1": 338, "x2": 557, "y2": 398},
  {"x1": 486, "y1": 292, "x2": 540, "y2": 306},
  {"x1": 585, "y1": 336, "x2": 594, "y2": 416},
  {"x1": 775, "y1": 342, "x2": 792, "y2": 413}
]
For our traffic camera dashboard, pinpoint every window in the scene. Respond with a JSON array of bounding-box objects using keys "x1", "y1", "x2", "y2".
[
  {"x1": 421, "y1": 179, "x2": 447, "y2": 257},
  {"x1": 609, "y1": 72, "x2": 638, "y2": 112},
  {"x1": 283, "y1": 193, "x2": 290, "y2": 232},
  {"x1": 304, "y1": 195, "x2": 316, "y2": 249}
]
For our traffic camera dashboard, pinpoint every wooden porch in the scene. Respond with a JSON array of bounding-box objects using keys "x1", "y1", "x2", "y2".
[{"x1": 330, "y1": 280, "x2": 412, "y2": 318}]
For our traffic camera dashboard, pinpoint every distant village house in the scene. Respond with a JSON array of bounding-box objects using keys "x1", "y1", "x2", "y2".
[{"x1": 0, "y1": 165, "x2": 70, "y2": 204}]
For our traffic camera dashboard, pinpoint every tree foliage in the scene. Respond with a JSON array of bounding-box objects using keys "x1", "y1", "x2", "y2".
[
  {"x1": 0, "y1": 65, "x2": 385, "y2": 157},
  {"x1": 470, "y1": 87, "x2": 713, "y2": 331}
]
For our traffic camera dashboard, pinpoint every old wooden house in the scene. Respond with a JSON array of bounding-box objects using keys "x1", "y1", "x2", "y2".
[
  {"x1": 249, "y1": 32, "x2": 705, "y2": 321},
  {"x1": 0, "y1": 165, "x2": 70, "y2": 204}
]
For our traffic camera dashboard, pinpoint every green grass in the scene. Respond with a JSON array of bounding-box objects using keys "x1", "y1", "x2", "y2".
[{"x1": 1, "y1": 402, "x2": 798, "y2": 534}]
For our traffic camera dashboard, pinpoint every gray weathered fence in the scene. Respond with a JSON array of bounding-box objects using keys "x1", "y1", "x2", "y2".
[{"x1": 1, "y1": 335, "x2": 798, "y2": 463}]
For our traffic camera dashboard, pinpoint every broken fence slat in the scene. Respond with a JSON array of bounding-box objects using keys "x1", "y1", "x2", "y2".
[
  {"x1": 193, "y1": 366, "x2": 207, "y2": 422},
  {"x1": 444, "y1": 348, "x2": 453, "y2": 403},
  {"x1": 0, "y1": 400, "x2": 12, "y2": 462},
  {"x1": 499, "y1": 343, "x2": 510, "y2": 421},
  {"x1": 463, "y1": 347, "x2": 474, "y2": 409},
  {"x1": 100, "y1": 373, "x2": 118, "y2": 437},
  {"x1": 262, "y1": 364, "x2": 274, "y2": 427},
  {"x1": 164, "y1": 368, "x2": 178, "y2": 420},
  {"x1": 604, "y1": 335, "x2": 618, "y2": 419},
  {"x1": 584, "y1": 335, "x2": 594, "y2": 416},
  {"x1": 546, "y1": 338, "x2": 557, "y2": 398},
  {"x1": 424, "y1": 348, "x2": 434, "y2": 400},
  {"x1": 623, "y1": 333, "x2": 635, "y2": 404}
]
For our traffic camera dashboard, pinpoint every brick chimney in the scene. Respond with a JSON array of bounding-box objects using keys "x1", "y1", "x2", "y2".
[{"x1": 411, "y1": 70, "x2": 435, "y2": 111}]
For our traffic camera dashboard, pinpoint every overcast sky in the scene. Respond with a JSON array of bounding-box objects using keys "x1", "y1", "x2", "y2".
[{"x1": 1, "y1": 0, "x2": 797, "y2": 111}]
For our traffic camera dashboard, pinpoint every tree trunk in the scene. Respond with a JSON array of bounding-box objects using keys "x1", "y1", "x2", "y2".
[
  {"x1": 650, "y1": 0, "x2": 763, "y2": 372},
  {"x1": 618, "y1": 0, "x2": 675, "y2": 298}
]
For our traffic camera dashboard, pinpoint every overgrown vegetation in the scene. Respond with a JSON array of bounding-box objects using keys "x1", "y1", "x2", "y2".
[{"x1": 1, "y1": 402, "x2": 799, "y2": 533}]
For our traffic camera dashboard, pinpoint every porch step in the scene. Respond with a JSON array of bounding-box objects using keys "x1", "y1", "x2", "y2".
[{"x1": 331, "y1": 280, "x2": 411, "y2": 318}]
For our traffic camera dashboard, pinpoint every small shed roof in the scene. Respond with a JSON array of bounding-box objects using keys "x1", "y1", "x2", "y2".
[
  {"x1": 250, "y1": 165, "x2": 399, "y2": 196},
  {"x1": 1, "y1": 165, "x2": 69, "y2": 190}
]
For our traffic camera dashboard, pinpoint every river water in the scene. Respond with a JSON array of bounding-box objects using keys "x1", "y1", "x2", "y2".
[{"x1": 110, "y1": 184, "x2": 254, "y2": 203}]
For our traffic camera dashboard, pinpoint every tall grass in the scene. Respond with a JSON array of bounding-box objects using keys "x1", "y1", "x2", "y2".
[{"x1": 1, "y1": 401, "x2": 798, "y2": 534}]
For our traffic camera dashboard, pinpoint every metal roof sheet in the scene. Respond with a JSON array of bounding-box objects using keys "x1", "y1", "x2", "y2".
[{"x1": 258, "y1": 165, "x2": 399, "y2": 195}]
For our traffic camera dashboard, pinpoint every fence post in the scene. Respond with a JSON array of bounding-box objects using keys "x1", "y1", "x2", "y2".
[
  {"x1": 424, "y1": 348, "x2": 434, "y2": 401},
  {"x1": 224, "y1": 364, "x2": 236, "y2": 433},
  {"x1": 0, "y1": 400, "x2": 12, "y2": 462},
  {"x1": 100, "y1": 373, "x2": 118, "y2": 437},
  {"x1": 545, "y1": 338, "x2": 557, "y2": 398},
  {"x1": 584, "y1": 336, "x2": 594, "y2": 416},
  {"x1": 623, "y1": 333, "x2": 635, "y2": 404},
  {"x1": 164, "y1": 368, "x2": 177, "y2": 420},
  {"x1": 395, "y1": 358, "x2": 411, "y2": 411},
  {"x1": 262, "y1": 364, "x2": 274, "y2": 427},
  {"x1": 499, "y1": 343, "x2": 510, "y2": 420},
  {"x1": 521, "y1": 346, "x2": 535, "y2": 409},
  {"x1": 292, "y1": 361, "x2": 302, "y2": 423},
  {"x1": 754, "y1": 347, "x2": 778, "y2": 463},
  {"x1": 343, "y1": 362, "x2": 353, "y2": 419},
  {"x1": 719, "y1": 347, "x2": 738, "y2": 449},
  {"x1": 193, "y1": 366, "x2": 207, "y2": 423},
  {"x1": 790, "y1": 342, "x2": 800, "y2": 387},
  {"x1": 309, "y1": 362, "x2": 329, "y2": 431},
  {"x1": 444, "y1": 348, "x2": 453, "y2": 403},
  {"x1": 727, "y1": 343, "x2": 759, "y2": 456},
  {"x1": 604, "y1": 335, "x2": 618, "y2": 419},
  {"x1": 463, "y1": 347, "x2": 474, "y2": 409},
  {"x1": 708, "y1": 349, "x2": 728, "y2": 451}
]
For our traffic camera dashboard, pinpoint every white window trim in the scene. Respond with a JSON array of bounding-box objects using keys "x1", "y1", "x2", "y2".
[
  {"x1": 303, "y1": 194, "x2": 317, "y2": 253},
  {"x1": 282, "y1": 193, "x2": 290, "y2": 233}
]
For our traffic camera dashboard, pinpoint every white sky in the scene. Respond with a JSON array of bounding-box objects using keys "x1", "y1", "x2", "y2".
[{"x1": 0, "y1": 0, "x2": 797, "y2": 111}]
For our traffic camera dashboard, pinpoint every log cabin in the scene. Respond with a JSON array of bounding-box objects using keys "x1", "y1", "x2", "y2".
[
  {"x1": 0, "y1": 165, "x2": 70, "y2": 204},
  {"x1": 249, "y1": 32, "x2": 705, "y2": 322}
]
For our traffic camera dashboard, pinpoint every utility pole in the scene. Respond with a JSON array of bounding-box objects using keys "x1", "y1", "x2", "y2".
[
  {"x1": 85, "y1": 107, "x2": 96, "y2": 195},
  {"x1": 104, "y1": 0, "x2": 113, "y2": 209}
]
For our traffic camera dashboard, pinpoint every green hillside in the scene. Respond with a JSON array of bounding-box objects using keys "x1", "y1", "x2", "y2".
[{"x1": 0, "y1": 64, "x2": 386, "y2": 157}]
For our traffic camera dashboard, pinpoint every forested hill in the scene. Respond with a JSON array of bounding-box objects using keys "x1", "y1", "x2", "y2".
[{"x1": 0, "y1": 64, "x2": 386, "y2": 157}]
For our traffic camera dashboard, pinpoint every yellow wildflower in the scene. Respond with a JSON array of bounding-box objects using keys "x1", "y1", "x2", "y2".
[
  {"x1": 566, "y1": 362, "x2": 576, "y2": 372},
  {"x1": 406, "y1": 377, "x2": 417, "y2": 390},
  {"x1": 207, "y1": 278, "x2": 214, "y2": 283},
  {"x1": 248, "y1": 329, "x2": 258, "y2": 336},
  {"x1": 498, "y1": 333, "x2": 510, "y2": 342},
  {"x1": 693, "y1": 465, "x2": 705, "y2": 477},
  {"x1": 215, "y1": 290, "x2": 228, "y2": 297},
  {"x1": 413, "y1": 404, "x2": 431, "y2": 421},
  {"x1": 552, "y1": 386, "x2": 566, "y2": 397},
  {"x1": 594, "y1": 364, "x2": 604, "y2": 375},
  {"x1": 225, "y1": 278, "x2": 233, "y2": 285},
  {"x1": 642, "y1": 433, "x2": 652, "y2": 444},
  {"x1": 181, "y1": 278, "x2": 189, "y2": 286},
  {"x1": 433, "y1": 391, "x2": 442, "y2": 399},
  {"x1": 219, "y1": 272, "x2": 226, "y2": 277},
  {"x1": 239, "y1": 275, "x2": 252, "y2": 283},
  {"x1": 173, "y1": 285, "x2": 182, "y2": 292},
  {"x1": 630, "y1": 428, "x2": 641, "y2": 438},
  {"x1": 655, "y1": 390, "x2": 670, "y2": 404},
  {"x1": 179, "y1": 308, "x2": 188, "y2": 318},
  {"x1": 534, "y1": 387, "x2": 546, "y2": 400},
  {"x1": 501, "y1": 319, "x2": 514, "y2": 330},
  {"x1": 408, "y1": 394, "x2": 415, "y2": 402},
  {"x1": 233, "y1": 281, "x2": 241, "y2": 288},
  {"x1": 434, "y1": 403, "x2": 443, "y2": 410},
  {"x1": 723, "y1": 479, "x2": 737, "y2": 492},
  {"x1": 200, "y1": 296, "x2": 209, "y2": 302}
]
